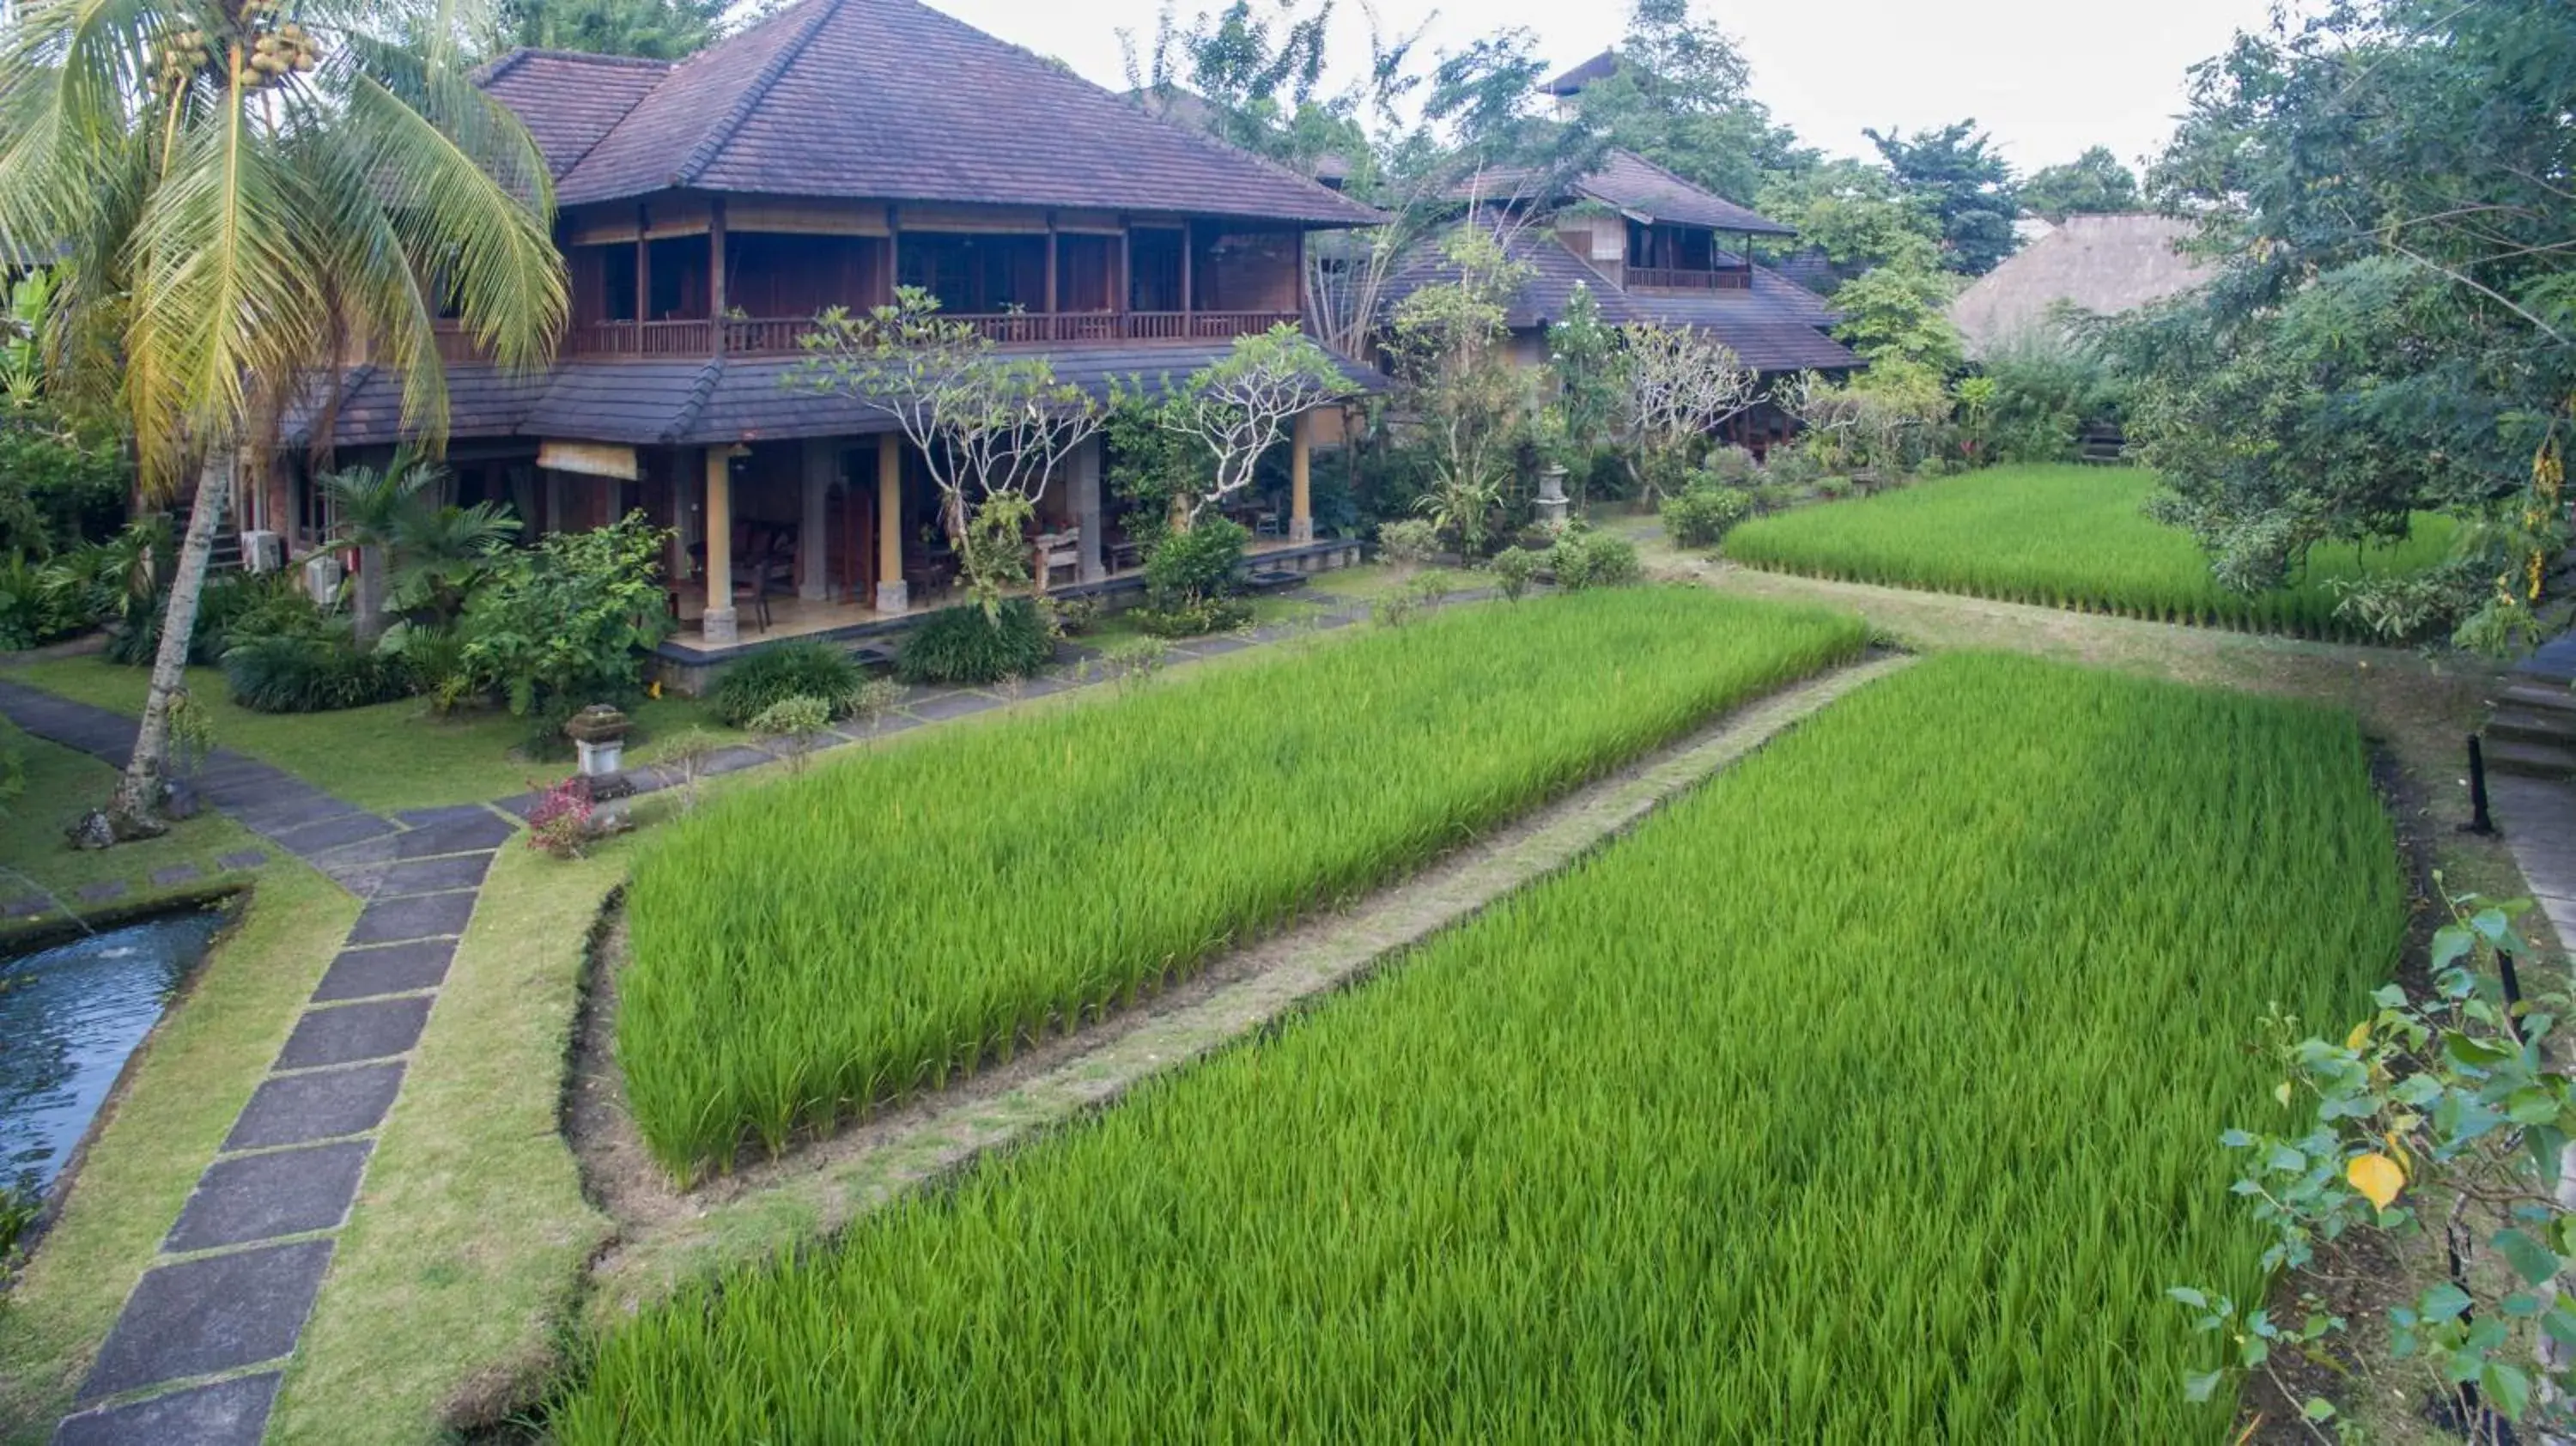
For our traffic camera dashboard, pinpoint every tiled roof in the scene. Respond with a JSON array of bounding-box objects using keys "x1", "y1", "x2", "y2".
[
  {"x1": 490, "y1": 0, "x2": 1380, "y2": 225},
  {"x1": 289, "y1": 343, "x2": 1385, "y2": 450},
  {"x1": 1444, "y1": 150, "x2": 1793, "y2": 236},
  {"x1": 1381, "y1": 223, "x2": 1859, "y2": 374},
  {"x1": 1541, "y1": 51, "x2": 1619, "y2": 97},
  {"x1": 471, "y1": 49, "x2": 671, "y2": 180}
]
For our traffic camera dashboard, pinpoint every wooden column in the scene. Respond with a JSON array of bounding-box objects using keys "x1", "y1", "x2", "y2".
[
  {"x1": 884, "y1": 205, "x2": 901, "y2": 305},
  {"x1": 1180, "y1": 221, "x2": 1194, "y2": 331},
  {"x1": 1043, "y1": 214, "x2": 1058, "y2": 322},
  {"x1": 1117, "y1": 222, "x2": 1132, "y2": 319},
  {"x1": 634, "y1": 207, "x2": 650, "y2": 323},
  {"x1": 702, "y1": 448, "x2": 738, "y2": 646},
  {"x1": 709, "y1": 196, "x2": 728, "y2": 353},
  {"x1": 798, "y1": 437, "x2": 834, "y2": 601},
  {"x1": 1289, "y1": 410, "x2": 1315, "y2": 543},
  {"x1": 1294, "y1": 229, "x2": 1308, "y2": 325},
  {"x1": 874, "y1": 437, "x2": 908, "y2": 613}
]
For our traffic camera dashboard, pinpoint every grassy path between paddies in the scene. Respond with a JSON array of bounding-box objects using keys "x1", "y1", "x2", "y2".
[
  {"x1": 1723, "y1": 464, "x2": 2456, "y2": 640},
  {"x1": 619, "y1": 586, "x2": 1867, "y2": 1180},
  {"x1": 553, "y1": 653, "x2": 2403, "y2": 1444}
]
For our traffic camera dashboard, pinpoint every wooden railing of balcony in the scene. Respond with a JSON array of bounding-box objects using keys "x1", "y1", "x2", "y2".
[
  {"x1": 941, "y1": 311, "x2": 1301, "y2": 346},
  {"x1": 1626, "y1": 266, "x2": 1753, "y2": 292},
  {"x1": 569, "y1": 319, "x2": 717, "y2": 356},
  {"x1": 421, "y1": 311, "x2": 1309, "y2": 364}
]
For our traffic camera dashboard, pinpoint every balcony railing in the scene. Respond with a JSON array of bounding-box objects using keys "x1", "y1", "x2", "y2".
[
  {"x1": 430, "y1": 311, "x2": 1304, "y2": 365},
  {"x1": 1627, "y1": 266, "x2": 1753, "y2": 292}
]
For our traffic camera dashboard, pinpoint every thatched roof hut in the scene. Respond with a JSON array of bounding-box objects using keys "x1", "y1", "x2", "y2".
[{"x1": 1947, "y1": 214, "x2": 2215, "y2": 357}]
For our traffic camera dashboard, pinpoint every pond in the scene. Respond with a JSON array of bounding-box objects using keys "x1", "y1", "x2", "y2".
[{"x1": 1, "y1": 908, "x2": 228, "y2": 1208}]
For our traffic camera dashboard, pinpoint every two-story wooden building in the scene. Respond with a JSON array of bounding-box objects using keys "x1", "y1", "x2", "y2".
[
  {"x1": 1389, "y1": 148, "x2": 1862, "y2": 452},
  {"x1": 269, "y1": 0, "x2": 1383, "y2": 657}
]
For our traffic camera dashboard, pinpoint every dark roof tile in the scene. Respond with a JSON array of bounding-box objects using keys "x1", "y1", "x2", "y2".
[{"x1": 471, "y1": 49, "x2": 671, "y2": 180}]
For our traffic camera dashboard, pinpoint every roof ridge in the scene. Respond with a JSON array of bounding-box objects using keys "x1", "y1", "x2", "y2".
[
  {"x1": 671, "y1": 0, "x2": 845, "y2": 190},
  {"x1": 1125, "y1": 94, "x2": 1383, "y2": 223},
  {"x1": 665, "y1": 356, "x2": 728, "y2": 443}
]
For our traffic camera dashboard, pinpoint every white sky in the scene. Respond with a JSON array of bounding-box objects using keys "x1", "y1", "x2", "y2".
[{"x1": 929, "y1": 0, "x2": 2286, "y2": 176}]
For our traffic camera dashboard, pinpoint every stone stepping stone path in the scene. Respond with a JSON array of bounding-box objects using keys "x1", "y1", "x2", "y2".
[{"x1": 49, "y1": 810, "x2": 507, "y2": 1444}]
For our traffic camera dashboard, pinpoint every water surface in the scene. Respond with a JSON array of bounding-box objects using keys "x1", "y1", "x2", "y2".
[{"x1": 1, "y1": 909, "x2": 228, "y2": 1200}]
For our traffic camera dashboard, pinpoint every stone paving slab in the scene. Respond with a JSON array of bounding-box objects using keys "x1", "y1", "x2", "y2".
[
  {"x1": 225, "y1": 1065, "x2": 407, "y2": 1151},
  {"x1": 164, "y1": 1141, "x2": 372, "y2": 1252},
  {"x1": 275, "y1": 996, "x2": 434, "y2": 1070},
  {"x1": 148, "y1": 864, "x2": 203, "y2": 888},
  {"x1": 392, "y1": 804, "x2": 504, "y2": 829},
  {"x1": 1193, "y1": 635, "x2": 1255, "y2": 656},
  {"x1": 369, "y1": 853, "x2": 492, "y2": 899},
  {"x1": 388, "y1": 811, "x2": 517, "y2": 856},
  {"x1": 74, "y1": 881, "x2": 126, "y2": 904},
  {"x1": 264, "y1": 812, "x2": 398, "y2": 857},
  {"x1": 52, "y1": 1370, "x2": 280, "y2": 1446},
  {"x1": 79, "y1": 1240, "x2": 333, "y2": 1400},
  {"x1": 344, "y1": 890, "x2": 477, "y2": 947},
  {"x1": 228, "y1": 792, "x2": 362, "y2": 835},
  {"x1": 490, "y1": 792, "x2": 539, "y2": 821},
  {"x1": 215, "y1": 850, "x2": 269, "y2": 872},
  {"x1": 909, "y1": 691, "x2": 1004, "y2": 722},
  {"x1": 4, "y1": 894, "x2": 47, "y2": 918},
  {"x1": 311, "y1": 940, "x2": 455, "y2": 1002}
]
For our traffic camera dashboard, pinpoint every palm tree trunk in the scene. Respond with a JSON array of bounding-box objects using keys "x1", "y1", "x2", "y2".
[
  {"x1": 109, "y1": 452, "x2": 228, "y2": 838},
  {"x1": 353, "y1": 541, "x2": 387, "y2": 646}
]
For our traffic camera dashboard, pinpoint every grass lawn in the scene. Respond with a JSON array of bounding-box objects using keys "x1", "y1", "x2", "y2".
[
  {"x1": 549, "y1": 653, "x2": 2403, "y2": 1443},
  {"x1": 1722, "y1": 465, "x2": 2458, "y2": 640},
  {"x1": 0, "y1": 866, "x2": 357, "y2": 1443},
  {"x1": 0, "y1": 720, "x2": 270, "y2": 946},
  {"x1": 621, "y1": 586, "x2": 1867, "y2": 1179},
  {"x1": 3, "y1": 659, "x2": 739, "y2": 813}
]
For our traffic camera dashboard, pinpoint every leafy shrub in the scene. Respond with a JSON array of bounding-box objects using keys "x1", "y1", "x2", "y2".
[
  {"x1": 711, "y1": 641, "x2": 868, "y2": 728},
  {"x1": 1660, "y1": 487, "x2": 1754, "y2": 549},
  {"x1": 460, "y1": 513, "x2": 671, "y2": 718},
  {"x1": 1762, "y1": 448, "x2": 1821, "y2": 488},
  {"x1": 1700, "y1": 446, "x2": 1759, "y2": 487},
  {"x1": 1136, "y1": 519, "x2": 1251, "y2": 637},
  {"x1": 0, "y1": 411, "x2": 128, "y2": 558},
  {"x1": 896, "y1": 598, "x2": 1054, "y2": 685},
  {"x1": 1375, "y1": 518, "x2": 1439, "y2": 563},
  {"x1": 1490, "y1": 546, "x2": 1540, "y2": 602},
  {"x1": 1046, "y1": 595, "x2": 1103, "y2": 637},
  {"x1": 222, "y1": 632, "x2": 419, "y2": 714},
  {"x1": 192, "y1": 570, "x2": 323, "y2": 665},
  {"x1": 526, "y1": 776, "x2": 594, "y2": 860},
  {"x1": 749, "y1": 695, "x2": 834, "y2": 774},
  {"x1": 1816, "y1": 476, "x2": 1856, "y2": 500},
  {"x1": 1135, "y1": 596, "x2": 1254, "y2": 638},
  {"x1": 0, "y1": 554, "x2": 82, "y2": 650},
  {"x1": 1549, "y1": 529, "x2": 1641, "y2": 591}
]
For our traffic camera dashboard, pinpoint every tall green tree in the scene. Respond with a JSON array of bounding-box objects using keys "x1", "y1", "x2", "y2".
[
  {"x1": 2018, "y1": 145, "x2": 2140, "y2": 220},
  {"x1": 2113, "y1": 0, "x2": 2574, "y2": 647},
  {"x1": 0, "y1": 0, "x2": 567, "y2": 835},
  {"x1": 1754, "y1": 157, "x2": 1941, "y2": 284},
  {"x1": 1565, "y1": 0, "x2": 1814, "y2": 204},
  {"x1": 1864, "y1": 119, "x2": 2020, "y2": 276},
  {"x1": 495, "y1": 0, "x2": 727, "y2": 60}
]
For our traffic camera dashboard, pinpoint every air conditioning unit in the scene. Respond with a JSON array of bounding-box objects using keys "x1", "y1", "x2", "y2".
[
  {"x1": 240, "y1": 529, "x2": 283, "y2": 574},
  {"x1": 301, "y1": 553, "x2": 344, "y2": 606}
]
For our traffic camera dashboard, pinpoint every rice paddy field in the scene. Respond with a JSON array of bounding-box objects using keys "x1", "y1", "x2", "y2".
[
  {"x1": 1724, "y1": 465, "x2": 2458, "y2": 639},
  {"x1": 620, "y1": 586, "x2": 1867, "y2": 1179},
  {"x1": 558, "y1": 653, "x2": 2406, "y2": 1443}
]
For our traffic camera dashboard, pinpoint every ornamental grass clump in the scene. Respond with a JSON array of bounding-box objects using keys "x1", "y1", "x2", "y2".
[
  {"x1": 556, "y1": 653, "x2": 2404, "y2": 1443},
  {"x1": 617, "y1": 586, "x2": 1865, "y2": 1178},
  {"x1": 1725, "y1": 464, "x2": 2457, "y2": 640}
]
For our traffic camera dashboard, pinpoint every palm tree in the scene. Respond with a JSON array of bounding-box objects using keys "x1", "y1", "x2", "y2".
[
  {"x1": 0, "y1": 0, "x2": 565, "y2": 837},
  {"x1": 316, "y1": 453, "x2": 437, "y2": 647}
]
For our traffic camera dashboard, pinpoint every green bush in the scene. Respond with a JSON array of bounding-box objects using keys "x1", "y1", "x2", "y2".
[
  {"x1": 1660, "y1": 487, "x2": 1754, "y2": 549},
  {"x1": 711, "y1": 641, "x2": 869, "y2": 728},
  {"x1": 0, "y1": 554, "x2": 82, "y2": 650},
  {"x1": 459, "y1": 513, "x2": 671, "y2": 718},
  {"x1": 222, "y1": 632, "x2": 419, "y2": 714},
  {"x1": 896, "y1": 598, "x2": 1054, "y2": 685},
  {"x1": 1489, "y1": 546, "x2": 1540, "y2": 601},
  {"x1": 1700, "y1": 446, "x2": 1759, "y2": 487},
  {"x1": 1374, "y1": 518, "x2": 1439, "y2": 563},
  {"x1": 1136, "y1": 519, "x2": 1251, "y2": 638},
  {"x1": 1549, "y1": 529, "x2": 1641, "y2": 591},
  {"x1": 192, "y1": 570, "x2": 324, "y2": 665}
]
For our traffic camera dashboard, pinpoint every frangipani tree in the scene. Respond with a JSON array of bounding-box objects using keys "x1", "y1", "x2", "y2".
[
  {"x1": 1156, "y1": 325, "x2": 1343, "y2": 528},
  {"x1": 1614, "y1": 321, "x2": 1759, "y2": 500},
  {"x1": 0, "y1": 0, "x2": 566, "y2": 837},
  {"x1": 796, "y1": 289, "x2": 1105, "y2": 613}
]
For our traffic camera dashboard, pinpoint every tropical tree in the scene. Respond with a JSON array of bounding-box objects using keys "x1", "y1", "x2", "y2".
[
  {"x1": 1384, "y1": 226, "x2": 1536, "y2": 526},
  {"x1": 0, "y1": 0, "x2": 567, "y2": 836},
  {"x1": 491, "y1": 0, "x2": 727, "y2": 60},
  {"x1": 1865, "y1": 119, "x2": 2020, "y2": 276},
  {"x1": 1754, "y1": 158, "x2": 1941, "y2": 283},
  {"x1": 1151, "y1": 325, "x2": 1346, "y2": 528},
  {"x1": 317, "y1": 455, "x2": 434, "y2": 647},
  {"x1": 1829, "y1": 263, "x2": 1964, "y2": 373},
  {"x1": 1613, "y1": 321, "x2": 1759, "y2": 497},
  {"x1": 2019, "y1": 145, "x2": 2140, "y2": 220},
  {"x1": 1561, "y1": 0, "x2": 1814, "y2": 205}
]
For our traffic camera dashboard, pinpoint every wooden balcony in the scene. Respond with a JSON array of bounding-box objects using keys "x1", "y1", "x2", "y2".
[
  {"x1": 1627, "y1": 266, "x2": 1753, "y2": 293},
  {"x1": 429, "y1": 311, "x2": 1304, "y2": 367}
]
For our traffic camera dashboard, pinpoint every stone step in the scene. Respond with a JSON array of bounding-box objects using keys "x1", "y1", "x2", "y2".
[
  {"x1": 2502, "y1": 682, "x2": 2576, "y2": 716},
  {"x1": 2482, "y1": 738, "x2": 2576, "y2": 781},
  {"x1": 2487, "y1": 708, "x2": 2576, "y2": 747}
]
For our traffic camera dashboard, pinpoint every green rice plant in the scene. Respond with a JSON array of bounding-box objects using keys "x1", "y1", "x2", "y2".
[
  {"x1": 618, "y1": 587, "x2": 1866, "y2": 1178},
  {"x1": 555, "y1": 654, "x2": 2404, "y2": 1443},
  {"x1": 1725, "y1": 465, "x2": 2458, "y2": 640}
]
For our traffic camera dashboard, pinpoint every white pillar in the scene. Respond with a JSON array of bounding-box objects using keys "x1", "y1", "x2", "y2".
[
  {"x1": 798, "y1": 438, "x2": 834, "y2": 602},
  {"x1": 1289, "y1": 410, "x2": 1315, "y2": 543},
  {"x1": 702, "y1": 448, "x2": 738, "y2": 646},
  {"x1": 1072, "y1": 436, "x2": 1104, "y2": 582}
]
